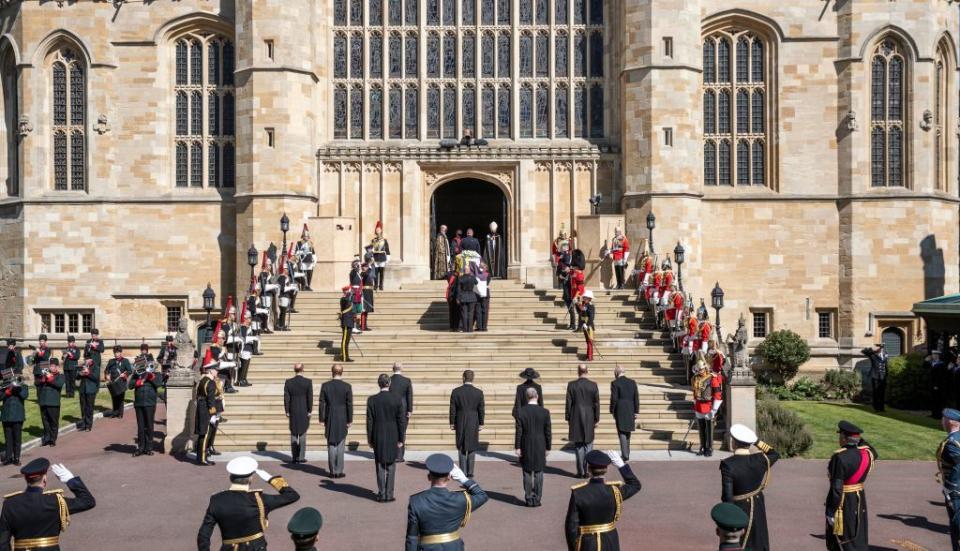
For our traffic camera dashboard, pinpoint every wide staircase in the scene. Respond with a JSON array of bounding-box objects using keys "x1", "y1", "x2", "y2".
[{"x1": 220, "y1": 280, "x2": 702, "y2": 453}]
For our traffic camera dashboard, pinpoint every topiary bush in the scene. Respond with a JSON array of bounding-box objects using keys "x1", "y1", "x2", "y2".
[
  {"x1": 885, "y1": 352, "x2": 930, "y2": 410},
  {"x1": 822, "y1": 368, "x2": 861, "y2": 401},
  {"x1": 754, "y1": 330, "x2": 811, "y2": 385},
  {"x1": 756, "y1": 399, "x2": 814, "y2": 457}
]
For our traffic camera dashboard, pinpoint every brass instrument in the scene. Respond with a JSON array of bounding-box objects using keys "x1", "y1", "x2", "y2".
[
  {"x1": 0, "y1": 367, "x2": 22, "y2": 392},
  {"x1": 132, "y1": 355, "x2": 156, "y2": 377}
]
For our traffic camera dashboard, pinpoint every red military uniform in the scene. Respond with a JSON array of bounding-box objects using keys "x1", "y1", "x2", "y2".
[
  {"x1": 646, "y1": 271, "x2": 663, "y2": 301},
  {"x1": 667, "y1": 290, "x2": 684, "y2": 322},
  {"x1": 710, "y1": 348, "x2": 726, "y2": 375},
  {"x1": 692, "y1": 364, "x2": 723, "y2": 456},
  {"x1": 662, "y1": 270, "x2": 674, "y2": 292},
  {"x1": 698, "y1": 320, "x2": 713, "y2": 352},
  {"x1": 693, "y1": 373, "x2": 722, "y2": 414},
  {"x1": 569, "y1": 268, "x2": 585, "y2": 301},
  {"x1": 610, "y1": 235, "x2": 630, "y2": 264}
]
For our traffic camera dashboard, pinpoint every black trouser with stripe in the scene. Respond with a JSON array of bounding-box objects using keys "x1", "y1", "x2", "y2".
[
  {"x1": 196, "y1": 424, "x2": 217, "y2": 464},
  {"x1": 340, "y1": 326, "x2": 352, "y2": 361},
  {"x1": 40, "y1": 406, "x2": 60, "y2": 445},
  {"x1": 3, "y1": 422, "x2": 21, "y2": 462},
  {"x1": 135, "y1": 405, "x2": 156, "y2": 453},
  {"x1": 79, "y1": 392, "x2": 95, "y2": 430}
]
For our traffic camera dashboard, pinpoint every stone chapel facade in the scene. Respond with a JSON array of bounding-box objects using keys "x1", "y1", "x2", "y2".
[{"x1": 0, "y1": 0, "x2": 956, "y2": 369}]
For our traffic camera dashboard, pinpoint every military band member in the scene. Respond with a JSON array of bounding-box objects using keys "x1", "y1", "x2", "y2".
[
  {"x1": 567, "y1": 364, "x2": 600, "y2": 478},
  {"x1": 367, "y1": 374, "x2": 405, "y2": 502},
  {"x1": 29, "y1": 335, "x2": 52, "y2": 384},
  {"x1": 1, "y1": 377, "x2": 27, "y2": 466},
  {"x1": 512, "y1": 368, "x2": 543, "y2": 418},
  {"x1": 37, "y1": 359, "x2": 64, "y2": 448},
  {"x1": 361, "y1": 254, "x2": 377, "y2": 332},
  {"x1": 195, "y1": 361, "x2": 220, "y2": 466},
  {"x1": 319, "y1": 364, "x2": 353, "y2": 478},
  {"x1": 711, "y1": 502, "x2": 750, "y2": 551},
  {"x1": 76, "y1": 359, "x2": 99, "y2": 432},
  {"x1": 691, "y1": 353, "x2": 722, "y2": 457},
  {"x1": 1, "y1": 340, "x2": 23, "y2": 377},
  {"x1": 432, "y1": 225, "x2": 452, "y2": 280},
  {"x1": 579, "y1": 290, "x2": 597, "y2": 362},
  {"x1": 826, "y1": 421, "x2": 877, "y2": 551},
  {"x1": 606, "y1": 227, "x2": 630, "y2": 290},
  {"x1": 515, "y1": 388, "x2": 551, "y2": 507},
  {"x1": 564, "y1": 450, "x2": 642, "y2": 551},
  {"x1": 720, "y1": 424, "x2": 779, "y2": 551},
  {"x1": 405, "y1": 454, "x2": 489, "y2": 551},
  {"x1": 197, "y1": 456, "x2": 300, "y2": 551},
  {"x1": 83, "y1": 329, "x2": 104, "y2": 371},
  {"x1": 450, "y1": 370, "x2": 485, "y2": 478},
  {"x1": 296, "y1": 224, "x2": 316, "y2": 291},
  {"x1": 610, "y1": 365, "x2": 639, "y2": 461},
  {"x1": 483, "y1": 221, "x2": 506, "y2": 279},
  {"x1": 288, "y1": 507, "x2": 323, "y2": 551},
  {"x1": 61, "y1": 336, "x2": 80, "y2": 399},
  {"x1": 284, "y1": 364, "x2": 313, "y2": 465},
  {"x1": 158, "y1": 335, "x2": 178, "y2": 386},
  {"x1": 129, "y1": 354, "x2": 161, "y2": 457},
  {"x1": 104, "y1": 345, "x2": 131, "y2": 419},
  {"x1": 391, "y1": 362, "x2": 414, "y2": 462},
  {"x1": 370, "y1": 220, "x2": 391, "y2": 291},
  {"x1": 0, "y1": 459, "x2": 95, "y2": 550},
  {"x1": 338, "y1": 286, "x2": 355, "y2": 363},
  {"x1": 939, "y1": 408, "x2": 960, "y2": 551}
]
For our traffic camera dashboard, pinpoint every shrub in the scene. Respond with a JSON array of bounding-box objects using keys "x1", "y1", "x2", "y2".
[
  {"x1": 756, "y1": 399, "x2": 813, "y2": 457},
  {"x1": 754, "y1": 330, "x2": 811, "y2": 385},
  {"x1": 885, "y1": 352, "x2": 930, "y2": 410},
  {"x1": 760, "y1": 377, "x2": 825, "y2": 401},
  {"x1": 822, "y1": 369, "x2": 861, "y2": 401}
]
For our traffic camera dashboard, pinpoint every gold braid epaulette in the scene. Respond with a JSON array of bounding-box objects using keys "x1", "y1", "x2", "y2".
[
  {"x1": 570, "y1": 481, "x2": 588, "y2": 490},
  {"x1": 54, "y1": 492, "x2": 70, "y2": 531},
  {"x1": 3, "y1": 491, "x2": 22, "y2": 499},
  {"x1": 269, "y1": 476, "x2": 289, "y2": 491},
  {"x1": 756, "y1": 440, "x2": 773, "y2": 454}
]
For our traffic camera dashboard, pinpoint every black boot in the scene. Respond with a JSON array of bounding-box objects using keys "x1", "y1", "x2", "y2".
[
  {"x1": 696, "y1": 419, "x2": 706, "y2": 456},
  {"x1": 704, "y1": 419, "x2": 714, "y2": 457}
]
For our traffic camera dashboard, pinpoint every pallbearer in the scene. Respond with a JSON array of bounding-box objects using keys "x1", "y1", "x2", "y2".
[
  {"x1": 370, "y1": 220, "x2": 391, "y2": 291},
  {"x1": 825, "y1": 421, "x2": 877, "y2": 551},
  {"x1": 564, "y1": 450, "x2": 642, "y2": 551},
  {"x1": 37, "y1": 359, "x2": 64, "y2": 447},
  {"x1": 720, "y1": 424, "x2": 779, "y2": 551}
]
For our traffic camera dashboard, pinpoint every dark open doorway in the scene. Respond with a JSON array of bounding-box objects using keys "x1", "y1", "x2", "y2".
[{"x1": 430, "y1": 177, "x2": 507, "y2": 263}]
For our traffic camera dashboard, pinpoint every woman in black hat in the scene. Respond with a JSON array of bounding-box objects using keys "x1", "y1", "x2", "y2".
[{"x1": 512, "y1": 368, "x2": 543, "y2": 418}]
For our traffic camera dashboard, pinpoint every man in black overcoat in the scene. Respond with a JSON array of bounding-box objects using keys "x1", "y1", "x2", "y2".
[
  {"x1": 566, "y1": 363, "x2": 600, "y2": 478},
  {"x1": 610, "y1": 365, "x2": 639, "y2": 461},
  {"x1": 367, "y1": 374, "x2": 404, "y2": 502},
  {"x1": 450, "y1": 369, "x2": 485, "y2": 477},
  {"x1": 457, "y1": 270, "x2": 479, "y2": 333},
  {"x1": 390, "y1": 362, "x2": 414, "y2": 461},
  {"x1": 564, "y1": 450, "x2": 642, "y2": 551},
  {"x1": 512, "y1": 368, "x2": 543, "y2": 418},
  {"x1": 720, "y1": 424, "x2": 779, "y2": 551},
  {"x1": 284, "y1": 363, "x2": 314, "y2": 464},
  {"x1": 825, "y1": 420, "x2": 877, "y2": 551},
  {"x1": 515, "y1": 387, "x2": 551, "y2": 507},
  {"x1": 319, "y1": 364, "x2": 353, "y2": 477}
]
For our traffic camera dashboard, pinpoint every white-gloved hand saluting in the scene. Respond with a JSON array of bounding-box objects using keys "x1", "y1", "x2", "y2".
[
  {"x1": 605, "y1": 450, "x2": 625, "y2": 469},
  {"x1": 255, "y1": 469, "x2": 273, "y2": 482},
  {"x1": 50, "y1": 463, "x2": 75, "y2": 483},
  {"x1": 449, "y1": 465, "x2": 469, "y2": 485}
]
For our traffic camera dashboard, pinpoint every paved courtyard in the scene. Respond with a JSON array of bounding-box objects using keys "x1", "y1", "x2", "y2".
[{"x1": 0, "y1": 409, "x2": 949, "y2": 550}]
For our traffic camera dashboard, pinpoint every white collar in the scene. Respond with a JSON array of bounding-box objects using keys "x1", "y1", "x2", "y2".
[
  {"x1": 527, "y1": 400, "x2": 538, "y2": 405},
  {"x1": 380, "y1": 388, "x2": 390, "y2": 392},
  {"x1": 733, "y1": 449, "x2": 752, "y2": 456},
  {"x1": 464, "y1": 382, "x2": 473, "y2": 386},
  {"x1": 229, "y1": 483, "x2": 250, "y2": 492}
]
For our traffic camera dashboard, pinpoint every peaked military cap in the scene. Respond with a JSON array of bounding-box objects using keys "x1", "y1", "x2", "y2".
[
  {"x1": 425, "y1": 453, "x2": 455, "y2": 476},
  {"x1": 287, "y1": 506, "x2": 323, "y2": 536},
  {"x1": 585, "y1": 450, "x2": 611, "y2": 467},
  {"x1": 20, "y1": 458, "x2": 50, "y2": 480},
  {"x1": 837, "y1": 420, "x2": 862, "y2": 435},
  {"x1": 944, "y1": 408, "x2": 960, "y2": 422},
  {"x1": 711, "y1": 502, "x2": 748, "y2": 531}
]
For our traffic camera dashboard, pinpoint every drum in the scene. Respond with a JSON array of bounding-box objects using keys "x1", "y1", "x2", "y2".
[{"x1": 279, "y1": 296, "x2": 291, "y2": 308}]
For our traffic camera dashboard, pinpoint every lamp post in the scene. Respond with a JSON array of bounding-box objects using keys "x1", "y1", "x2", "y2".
[
  {"x1": 247, "y1": 245, "x2": 258, "y2": 289},
  {"x1": 646, "y1": 211, "x2": 656, "y2": 255},
  {"x1": 674, "y1": 242, "x2": 685, "y2": 292},
  {"x1": 202, "y1": 283, "x2": 216, "y2": 327},
  {"x1": 280, "y1": 213, "x2": 290, "y2": 255},
  {"x1": 711, "y1": 281, "x2": 725, "y2": 340}
]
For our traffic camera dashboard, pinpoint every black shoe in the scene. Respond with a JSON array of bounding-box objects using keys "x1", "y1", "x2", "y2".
[
  {"x1": 12, "y1": 460, "x2": 20, "y2": 466},
  {"x1": 704, "y1": 449, "x2": 713, "y2": 457},
  {"x1": 208, "y1": 448, "x2": 221, "y2": 456},
  {"x1": 103, "y1": 412, "x2": 114, "y2": 418},
  {"x1": 145, "y1": 450, "x2": 154, "y2": 456},
  {"x1": 200, "y1": 460, "x2": 216, "y2": 466},
  {"x1": 133, "y1": 450, "x2": 143, "y2": 457},
  {"x1": 376, "y1": 496, "x2": 384, "y2": 503},
  {"x1": 386, "y1": 497, "x2": 396, "y2": 502},
  {"x1": 225, "y1": 388, "x2": 239, "y2": 394},
  {"x1": 50, "y1": 442, "x2": 56, "y2": 447},
  {"x1": 346, "y1": 359, "x2": 355, "y2": 362}
]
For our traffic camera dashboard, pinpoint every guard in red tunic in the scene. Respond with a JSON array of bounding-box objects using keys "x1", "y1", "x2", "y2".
[
  {"x1": 691, "y1": 353, "x2": 722, "y2": 457},
  {"x1": 607, "y1": 227, "x2": 630, "y2": 290},
  {"x1": 648, "y1": 269, "x2": 663, "y2": 304},
  {"x1": 698, "y1": 313, "x2": 714, "y2": 355},
  {"x1": 666, "y1": 283, "x2": 684, "y2": 334},
  {"x1": 826, "y1": 421, "x2": 877, "y2": 551}
]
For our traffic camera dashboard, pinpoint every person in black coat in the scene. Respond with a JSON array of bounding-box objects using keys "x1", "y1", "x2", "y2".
[
  {"x1": 450, "y1": 370, "x2": 485, "y2": 477},
  {"x1": 826, "y1": 421, "x2": 877, "y2": 551},
  {"x1": 445, "y1": 271, "x2": 460, "y2": 331},
  {"x1": 457, "y1": 270, "x2": 479, "y2": 333},
  {"x1": 720, "y1": 424, "x2": 780, "y2": 551},
  {"x1": 1, "y1": 380, "x2": 28, "y2": 466},
  {"x1": 460, "y1": 228, "x2": 481, "y2": 254},
  {"x1": 564, "y1": 450, "x2": 642, "y2": 551},
  {"x1": 62, "y1": 335, "x2": 81, "y2": 398},
  {"x1": 37, "y1": 359, "x2": 65, "y2": 447},
  {"x1": 76, "y1": 358, "x2": 99, "y2": 432},
  {"x1": 610, "y1": 366, "x2": 639, "y2": 461},
  {"x1": 319, "y1": 364, "x2": 353, "y2": 478},
  {"x1": 566, "y1": 364, "x2": 600, "y2": 478},
  {"x1": 515, "y1": 387, "x2": 551, "y2": 507},
  {"x1": 338, "y1": 286, "x2": 355, "y2": 362},
  {"x1": 512, "y1": 368, "x2": 543, "y2": 418},
  {"x1": 284, "y1": 363, "x2": 314, "y2": 464},
  {"x1": 1, "y1": 339, "x2": 24, "y2": 375},
  {"x1": 367, "y1": 374, "x2": 405, "y2": 502},
  {"x1": 390, "y1": 362, "x2": 414, "y2": 462},
  {"x1": 128, "y1": 358, "x2": 162, "y2": 457},
  {"x1": 861, "y1": 344, "x2": 888, "y2": 412},
  {"x1": 104, "y1": 345, "x2": 131, "y2": 419}
]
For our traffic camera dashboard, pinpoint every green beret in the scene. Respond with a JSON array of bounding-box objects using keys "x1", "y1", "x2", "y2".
[
  {"x1": 711, "y1": 502, "x2": 748, "y2": 531},
  {"x1": 287, "y1": 507, "x2": 323, "y2": 536}
]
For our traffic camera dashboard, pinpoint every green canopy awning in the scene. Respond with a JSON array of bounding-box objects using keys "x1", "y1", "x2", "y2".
[{"x1": 913, "y1": 294, "x2": 960, "y2": 333}]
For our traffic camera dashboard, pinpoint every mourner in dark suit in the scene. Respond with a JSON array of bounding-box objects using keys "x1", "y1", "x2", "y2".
[
  {"x1": 197, "y1": 456, "x2": 300, "y2": 551},
  {"x1": 861, "y1": 344, "x2": 888, "y2": 412},
  {"x1": 319, "y1": 364, "x2": 353, "y2": 477},
  {"x1": 825, "y1": 421, "x2": 877, "y2": 551},
  {"x1": 564, "y1": 450, "x2": 642, "y2": 551},
  {"x1": 62, "y1": 335, "x2": 81, "y2": 398},
  {"x1": 1, "y1": 380, "x2": 27, "y2": 466},
  {"x1": 610, "y1": 366, "x2": 639, "y2": 461},
  {"x1": 512, "y1": 368, "x2": 543, "y2": 418},
  {"x1": 460, "y1": 228, "x2": 481, "y2": 254},
  {"x1": 367, "y1": 374, "x2": 405, "y2": 502},
  {"x1": 450, "y1": 370, "x2": 485, "y2": 478},
  {"x1": 37, "y1": 359, "x2": 65, "y2": 447},
  {"x1": 720, "y1": 424, "x2": 780, "y2": 551},
  {"x1": 104, "y1": 346, "x2": 131, "y2": 419},
  {"x1": 566, "y1": 364, "x2": 600, "y2": 478},
  {"x1": 457, "y1": 271, "x2": 479, "y2": 333},
  {"x1": 405, "y1": 454, "x2": 489, "y2": 551},
  {"x1": 0, "y1": 458, "x2": 96, "y2": 550},
  {"x1": 284, "y1": 364, "x2": 314, "y2": 464},
  {"x1": 515, "y1": 387, "x2": 551, "y2": 507},
  {"x1": 77, "y1": 358, "x2": 99, "y2": 432},
  {"x1": 338, "y1": 286, "x2": 355, "y2": 362},
  {"x1": 391, "y1": 362, "x2": 414, "y2": 462}
]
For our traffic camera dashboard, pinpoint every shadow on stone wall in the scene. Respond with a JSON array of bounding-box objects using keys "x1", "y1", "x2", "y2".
[{"x1": 920, "y1": 234, "x2": 945, "y2": 300}]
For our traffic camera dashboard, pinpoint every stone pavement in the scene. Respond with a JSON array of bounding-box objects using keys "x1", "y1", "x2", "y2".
[{"x1": 0, "y1": 408, "x2": 948, "y2": 550}]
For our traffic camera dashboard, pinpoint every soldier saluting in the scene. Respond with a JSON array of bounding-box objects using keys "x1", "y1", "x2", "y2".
[
  {"x1": 720, "y1": 424, "x2": 779, "y2": 551},
  {"x1": 405, "y1": 454, "x2": 489, "y2": 551},
  {"x1": 937, "y1": 408, "x2": 960, "y2": 551},
  {"x1": 826, "y1": 420, "x2": 877, "y2": 551},
  {"x1": 0, "y1": 458, "x2": 96, "y2": 550},
  {"x1": 564, "y1": 450, "x2": 642, "y2": 551}
]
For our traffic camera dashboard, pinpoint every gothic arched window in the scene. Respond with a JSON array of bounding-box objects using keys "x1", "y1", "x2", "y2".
[
  {"x1": 870, "y1": 38, "x2": 906, "y2": 187},
  {"x1": 520, "y1": 84, "x2": 533, "y2": 138},
  {"x1": 51, "y1": 47, "x2": 86, "y2": 191},
  {"x1": 556, "y1": 32, "x2": 569, "y2": 77},
  {"x1": 482, "y1": 85, "x2": 495, "y2": 138},
  {"x1": 389, "y1": 85, "x2": 402, "y2": 138},
  {"x1": 935, "y1": 41, "x2": 950, "y2": 192},
  {"x1": 442, "y1": 85, "x2": 456, "y2": 138},
  {"x1": 370, "y1": 0, "x2": 383, "y2": 26},
  {"x1": 497, "y1": 32, "x2": 511, "y2": 78},
  {"x1": 370, "y1": 85, "x2": 384, "y2": 139},
  {"x1": 462, "y1": 0, "x2": 475, "y2": 25},
  {"x1": 403, "y1": 33, "x2": 416, "y2": 78},
  {"x1": 427, "y1": 32, "x2": 441, "y2": 77},
  {"x1": 498, "y1": 84, "x2": 511, "y2": 138},
  {"x1": 173, "y1": 34, "x2": 235, "y2": 187},
  {"x1": 443, "y1": 32, "x2": 457, "y2": 78},
  {"x1": 370, "y1": 32, "x2": 383, "y2": 78},
  {"x1": 702, "y1": 29, "x2": 770, "y2": 187},
  {"x1": 463, "y1": 32, "x2": 476, "y2": 78},
  {"x1": 519, "y1": 33, "x2": 533, "y2": 78},
  {"x1": 536, "y1": 83, "x2": 549, "y2": 138},
  {"x1": 463, "y1": 85, "x2": 476, "y2": 135},
  {"x1": 555, "y1": 84, "x2": 569, "y2": 138},
  {"x1": 536, "y1": 32, "x2": 549, "y2": 77},
  {"x1": 405, "y1": 85, "x2": 419, "y2": 138}
]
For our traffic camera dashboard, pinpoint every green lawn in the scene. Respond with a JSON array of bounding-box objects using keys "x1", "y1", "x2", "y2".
[
  {"x1": 21, "y1": 390, "x2": 132, "y2": 441},
  {"x1": 780, "y1": 401, "x2": 944, "y2": 461}
]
